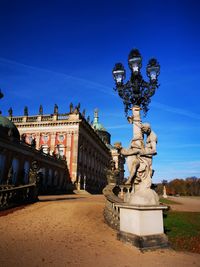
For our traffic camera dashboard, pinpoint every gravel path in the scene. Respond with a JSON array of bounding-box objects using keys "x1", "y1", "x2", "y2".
[
  {"x1": 167, "y1": 196, "x2": 200, "y2": 212},
  {"x1": 0, "y1": 195, "x2": 200, "y2": 267}
]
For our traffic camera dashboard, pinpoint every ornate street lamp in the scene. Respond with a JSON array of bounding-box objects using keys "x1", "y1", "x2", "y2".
[
  {"x1": 111, "y1": 50, "x2": 168, "y2": 244},
  {"x1": 112, "y1": 49, "x2": 160, "y2": 117}
]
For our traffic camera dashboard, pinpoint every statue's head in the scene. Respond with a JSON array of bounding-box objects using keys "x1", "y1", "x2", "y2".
[
  {"x1": 31, "y1": 160, "x2": 38, "y2": 171},
  {"x1": 142, "y1": 123, "x2": 151, "y2": 134}
]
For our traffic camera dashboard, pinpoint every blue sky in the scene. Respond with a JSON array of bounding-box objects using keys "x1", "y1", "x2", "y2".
[{"x1": 0, "y1": 0, "x2": 200, "y2": 182}]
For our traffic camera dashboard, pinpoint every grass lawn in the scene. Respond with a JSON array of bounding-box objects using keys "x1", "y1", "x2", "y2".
[
  {"x1": 164, "y1": 211, "x2": 200, "y2": 253},
  {"x1": 159, "y1": 197, "x2": 181, "y2": 205}
]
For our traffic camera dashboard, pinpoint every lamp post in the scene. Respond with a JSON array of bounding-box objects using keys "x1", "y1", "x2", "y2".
[{"x1": 112, "y1": 49, "x2": 160, "y2": 139}]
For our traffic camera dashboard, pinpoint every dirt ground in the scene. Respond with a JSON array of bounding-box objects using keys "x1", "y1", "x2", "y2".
[
  {"x1": 167, "y1": 196, "x2": 200, "y2": 212},
  {"x1": 0, "y1": 194, "x2": 200, "y2": 267}
]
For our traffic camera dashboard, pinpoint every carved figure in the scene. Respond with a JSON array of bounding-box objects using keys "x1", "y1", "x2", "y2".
[
  {"x1": 39, "y1": 105, "x2": 43, "y2": 115},
  {"x1": 120, "y1": 138, "x2": 144, "y2": 185},
  {"x1": 106, "y1": 160, "x2": 120, "y2": 185},
  {"x1": 24, "y1": 106, "x2": 28, "y2": 116},
  {"x1": 8, "y1": 107, "x2": 13, "y2": 117},
  {"x1": 54, "y1": 104, "x2": 58, "y2": 114},
  {"x1": 125, "y1": 122, "x2": 159, "y2": 205},
  {"x1": 69, "y1": 103, "x2": 73, "y2": 113},
  {"x1": 119, "y1": 123, "x2": 157, "y2": 191},
  {"x1": 74, "y1": 106, "x2": 79, "y2": 114},
  {"x1": 29, "y1": 161, "x2": 39, "y2": 184},
  {"x1": 137, "y1": 123, "x2": 157, "y2": 189}
]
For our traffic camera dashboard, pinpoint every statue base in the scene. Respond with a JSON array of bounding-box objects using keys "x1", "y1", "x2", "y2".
[
  {"x1": 129, "y1": 188, "x2": 159, "y2": 205},
  {"x1": 117, "y1": 231, "x2": 169, "y2": 250},
  {"x1": 116, "y1": 204, "x2": 169, "y2": 250}
]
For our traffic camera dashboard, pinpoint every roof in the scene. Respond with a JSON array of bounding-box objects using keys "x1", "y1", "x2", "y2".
[{"x1": 0, "y1": 115, "x2": 20, "y2": 140}]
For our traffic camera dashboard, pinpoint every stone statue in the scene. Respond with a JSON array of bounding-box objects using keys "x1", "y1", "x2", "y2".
[
  {"x1": 28, "y1": 161, "x2": 40, "y2": 200},
  {"x1": 120, "y1": 123, "x2": 157, "y2": 189},
  {"x1": 120, "y1": 138, "x2": 144, "y2": 185},
  {"x1": 70, "y1": 103, "x2": 73, "y2": 113},
  {"x1": 29, "y1": 161, "x2": 40, "y2": 184},
  {"x1": 106, "y1": 160, "x2": 120, "y2": 185},
  {"x1": 137, "y1": 123, "x2": 157, "y2": 189},
  {"x1": 163, "y1": 185, "x2": 168, "y2": 198},
  {"x1": 74, "y1": 106, "x2": 79, "y2": 114},
  {"x1": 120, "y1": 121, "x2": 159, "y2": 205},
  {"x1": 8, "y1": 107, "x2": 13, "y2": 117},
  {"x1": 54, "y1": 104, "x2": 58, "y2": 114},
  {"x1": 39, "y1": 105, "x2": 43, "y2": 115},
  {"x1": 24, "y1": 106, "x2": 28, "y2": 116}
]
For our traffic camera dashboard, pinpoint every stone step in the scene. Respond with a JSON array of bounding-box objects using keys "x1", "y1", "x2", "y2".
[{"x1": 73, "y1": 189, "x2": 91, "y2": 195}]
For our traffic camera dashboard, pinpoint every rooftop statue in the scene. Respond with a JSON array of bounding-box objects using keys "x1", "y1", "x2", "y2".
[
  {"x1": 39, "y1": 105, "x2": 43, "y2": 115},
  {"x1": 24, "y1": 106, "x2": 28, "y2": 116},
  {"x1": 69, "y1": 103, "x2": 73, "y2": 113},
  {"x1": 54, "y1": 104, "x2": 58, "y2": 114},
  {"x1": 8, "y1": 107, "x2": 13, "y2": 117}
]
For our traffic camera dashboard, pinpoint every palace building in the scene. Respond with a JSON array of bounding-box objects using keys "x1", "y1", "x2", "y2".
[
  {"x1": 9, "y1": 104, "x2": 124, "y2": 193},
  {"x1": 0, "y1": 114, "x2": 69, "y2": 194}
]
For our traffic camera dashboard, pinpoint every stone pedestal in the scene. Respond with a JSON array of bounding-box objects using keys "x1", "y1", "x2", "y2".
[{"x1": 117, "y1": 204, "x2": 169, "y2": 250}]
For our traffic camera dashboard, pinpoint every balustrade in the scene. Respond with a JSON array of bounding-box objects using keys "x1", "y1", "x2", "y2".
[
  {"x1": 11, "y1": 117, "x2": 23, "y2": 123},
  {"x1": 0, "y1": 183, "x2": 38, "y2": 211},
  {"x1": 103, "y1": 184, "x2": 133, "y2": 230},
  {"x1": 27, "y1": 116, "x2": 38, "y2": 122}
]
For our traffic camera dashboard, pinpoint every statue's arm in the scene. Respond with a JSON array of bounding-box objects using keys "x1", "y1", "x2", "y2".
[
  {"x1": 121, "y1": 147, "x2": 140, "y2": 156},
  {"x1": 141, "y1": 141, "x2": 157, "y2": 156}
]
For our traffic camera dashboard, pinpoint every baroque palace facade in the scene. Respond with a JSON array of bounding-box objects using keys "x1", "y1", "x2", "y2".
[{"x1": 10, "y1": 104, "x2": 124, "y2": 193}]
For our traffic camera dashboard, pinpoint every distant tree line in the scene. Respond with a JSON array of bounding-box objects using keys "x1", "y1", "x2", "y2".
[{"x1": 155, "y1": 177, "x2": 200, "y2": 196}]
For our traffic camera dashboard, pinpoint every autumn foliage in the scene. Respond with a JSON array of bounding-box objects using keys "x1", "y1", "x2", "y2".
[{"x1": 155, "y1": 177, "x2": 200, "y2": 196}]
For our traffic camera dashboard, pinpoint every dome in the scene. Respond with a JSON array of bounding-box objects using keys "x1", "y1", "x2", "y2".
[
  {"x1": 0, "y1": 115, "x2": 20, "y2": 140},
  {"x1": 92, "y1": 109, "x2": 111, "y2": 145},
  {"x1": 92, "y1": 109, "x2": 106, "y2": 131},
  {"x1": 93, "y1": 121, "x2": 106, "y2": 131}
]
